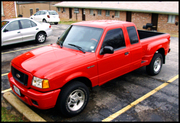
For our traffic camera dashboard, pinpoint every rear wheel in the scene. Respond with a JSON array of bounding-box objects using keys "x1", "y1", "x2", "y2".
[
  {"x1": 42, "y1": 19, "x2": 47, "y2": 23},
  {"x1": 146, "y1": 53, "x2": 163, "y2": 76},
  {"x1": 56, "y1": 81, "x2": 89, "y2": 117}
]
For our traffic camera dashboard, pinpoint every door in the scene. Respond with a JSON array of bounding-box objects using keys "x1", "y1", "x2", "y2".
[
  {"x1": 82, "y1": 9, "x2": 85, "y2": 21},
  {"x1": 151, "y1": 13, "x2": 158, "y2": 30},
  {"x1": 126, "y1": 26, "x2": 143, "y2": 71},
  {"x1": 19, "y1": 19, "x2": 38, "y2": 41},
  {"x1": 126, "y1": 11, "x2": 132, "y2": 22},
  {"x1": 97, "y1": 28, "x2": 130, "y2": 85},
  {"x1": 69, "y1": 8, "x2": 72, "y2": 19},
  {"x1": 2, "y1": 20, "x2": 23, "y2": 45}
]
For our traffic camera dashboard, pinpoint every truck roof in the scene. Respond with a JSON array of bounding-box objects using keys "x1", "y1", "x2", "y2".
[{"x1": 72, "y1": 20, "x2": 132, "y2": 29}]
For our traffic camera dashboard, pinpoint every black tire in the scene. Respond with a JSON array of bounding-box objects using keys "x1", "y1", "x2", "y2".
[
  {"x1": 36, "y1": 32, "x2": 46, "y2": 43},
  {"x1": 56, "y1": 81, "x2": 89, "y2": 117},
  {"x1": 42, "y1": 19, "x2": 47, "y2": 23},
  {"x1": 146, "y1": 53, "x2": 163, "y2": 76}
]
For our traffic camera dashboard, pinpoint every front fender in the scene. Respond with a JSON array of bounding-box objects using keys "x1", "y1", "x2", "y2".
[{"x1": 63, "y1": 71, "x2": 90, "y2": 85}]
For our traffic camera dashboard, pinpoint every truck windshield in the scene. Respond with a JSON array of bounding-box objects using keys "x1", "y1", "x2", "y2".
[{"x1": 57, "y1": 25, "x2": 103, "y2": 53}]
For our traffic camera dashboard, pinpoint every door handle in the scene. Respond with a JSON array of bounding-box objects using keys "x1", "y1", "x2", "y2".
[
  {"x1": 124, "y1": 52, "x2": 129, "y2": 55},
  {"x1": 17, "y1": 31, "x2": 20, "y2": 33},
  {"x1": 36, "y1": 28, "x2": 39, "y2": 30}
]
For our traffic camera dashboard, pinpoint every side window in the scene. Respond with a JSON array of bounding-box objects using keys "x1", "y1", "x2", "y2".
[
  {"x1": 41, "y1": 11, "x2": 46, "y2": 15},
  {"x1": 102, "y1": 28, "x2": 126, "y2": 50},
  {"x1": 35, "y1": 11, "x2": 41, "y2": 15},
  {"x1": 4, "y1": 20, "x2": 20, "y2": 32},
  {"x1": 127, "y1": 26, "x2": 139, "y2": 44},
  {"x1": 30, "y1": 20, "x2": 37, "y2": 27},
  {"x1": 20, "y1": 19, "x2": 31, "y2": 29}
]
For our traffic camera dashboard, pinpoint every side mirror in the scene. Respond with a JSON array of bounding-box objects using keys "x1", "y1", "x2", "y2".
[
  {"x1": 34, "y1": 14, "x2": 36, "y2": 16},
  {"x1": 100, "y1": 46, "x2": 114, "y2": 55}
]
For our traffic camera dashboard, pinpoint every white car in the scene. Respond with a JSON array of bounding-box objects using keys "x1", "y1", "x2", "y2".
[
  {"x1": 30, "y1": 10, "x2": 60, "y2": 25},
  {"x1": 1, "y1": 18, "x2": 52, "y2": 46}
]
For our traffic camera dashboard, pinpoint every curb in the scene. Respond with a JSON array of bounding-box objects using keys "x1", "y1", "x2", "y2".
[{"x1": 3, "y1": 91, "x2": 46, "y2": 122}]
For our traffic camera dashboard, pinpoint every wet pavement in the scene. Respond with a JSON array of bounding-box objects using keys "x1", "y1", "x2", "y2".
[{"x1": 1, "y1": 24, "x2": 179, "y2": 121}]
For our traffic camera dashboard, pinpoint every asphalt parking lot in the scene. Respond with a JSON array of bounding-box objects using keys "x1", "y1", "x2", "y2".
[{"x1": 1, "y1": 24, "x2": 179, "y2": 121}]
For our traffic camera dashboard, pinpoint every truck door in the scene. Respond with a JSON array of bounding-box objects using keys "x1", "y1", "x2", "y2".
[
  {"x1": 126, "y1": 26, "x2": 143, "y2": 71},
  {"x1": 97, "y1": 28, "x2": 131, "y2": 85}
]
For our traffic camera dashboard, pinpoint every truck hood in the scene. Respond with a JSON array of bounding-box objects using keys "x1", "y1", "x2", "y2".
[{"x1": 11, "y1": 44, "x2": 88, "y2": 78}]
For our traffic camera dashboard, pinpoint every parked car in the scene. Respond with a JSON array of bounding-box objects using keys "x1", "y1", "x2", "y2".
[
  {"x1": 30, "y1": 10, "x2": 60, "y2": 25},
  {"x1": 1, "y1": 18, "x2": 52, "y2": 46},
  {"x1": 8, "y1": 20, "x2": 171, "y2": 117}
]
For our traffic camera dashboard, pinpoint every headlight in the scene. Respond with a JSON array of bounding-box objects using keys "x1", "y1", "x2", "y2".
[{"x1": 32, "y1": 76, "x2": 49, "y2": 89}]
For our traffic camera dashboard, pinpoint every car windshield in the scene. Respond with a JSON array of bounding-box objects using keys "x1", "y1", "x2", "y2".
[
  {"x1": 57, "y1": 25, "x2": 103, "y2": 53},
  {"x1": 1, "y1": 21, "x2": 9, "y2": 29},
  {"x1": 49, "y1": 11, "x2": 58, "y2": 15}
]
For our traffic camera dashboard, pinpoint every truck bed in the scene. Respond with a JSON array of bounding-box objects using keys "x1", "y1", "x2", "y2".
[{"x1": 138, "y1": 30, "x2": 165, "y2": 40}]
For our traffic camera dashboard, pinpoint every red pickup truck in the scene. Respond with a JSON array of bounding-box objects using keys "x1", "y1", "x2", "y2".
[{"x1": 8, "y1": 20, "x2": 171, "y2": 117}]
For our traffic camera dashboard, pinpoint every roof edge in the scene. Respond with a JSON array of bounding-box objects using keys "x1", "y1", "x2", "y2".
[{"x1": 53, "y1": 5, "x2": 179, "y2": 15}]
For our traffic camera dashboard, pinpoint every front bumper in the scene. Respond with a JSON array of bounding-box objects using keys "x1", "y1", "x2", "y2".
[{"x1": 8, "y1": 72, "x2": 60, "y2": 109}]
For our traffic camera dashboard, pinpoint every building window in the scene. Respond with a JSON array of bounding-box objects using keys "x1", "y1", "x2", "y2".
[
  {"x1": 63, "y1": 8, "x2": 66, "y2": 12},
  {"x1": 58, "y1": 7, "x2": 61, "y2": 12},
  {"x1": 168, "y1": 15, "x2": 175, "y2": 23},
  {"x1": 106, "y1": 10, "x2": 110, "y2": 16},
  {"x1": 74, "y1": 8, "x2": 79, "y2": 13},
  {"x1": 98, "y1": 10, "x2": 101, "y2": 15},
  {"x1": 90, "y1": 9, "x2": 93, "y2": 15},
  {"x1": 115, "y1": 11, "x2": 119, "y2": 17},
  {"x1": 36, "y1": 8, "x2": 39, "y2": 12},
  {"x1": 30, "y1": 9, "x2": 33, "y2": 16}
]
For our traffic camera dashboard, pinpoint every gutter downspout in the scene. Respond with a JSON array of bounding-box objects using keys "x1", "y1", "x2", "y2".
[{"x1": 14, "y1": 1, "x2": 17, "y2": 17}]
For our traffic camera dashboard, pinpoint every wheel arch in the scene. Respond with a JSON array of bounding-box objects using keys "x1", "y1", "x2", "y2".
[
  {"x1": 36, "y1": 31, "x2": 47, "y2": 38},
  {"x1": 63, "y1": 76, "x2": 92, "y2": 91},
  {"x1": 155, "y1": 48, "x2": 165, "y2": 64}
]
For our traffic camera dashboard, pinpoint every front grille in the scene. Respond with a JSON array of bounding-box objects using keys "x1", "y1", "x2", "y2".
[{"x1": 11, "y1": 66, "x2": 28, "y2": 86}]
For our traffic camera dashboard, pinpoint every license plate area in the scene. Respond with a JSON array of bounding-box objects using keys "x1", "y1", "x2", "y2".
[{"x1": 13, "y1": 85, "x2": 21, "y2": 96}]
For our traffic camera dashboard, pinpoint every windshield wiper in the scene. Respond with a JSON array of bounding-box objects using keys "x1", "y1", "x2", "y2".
[{"x1": 68, "y1": 43, "x2": 86, "y2": 54}]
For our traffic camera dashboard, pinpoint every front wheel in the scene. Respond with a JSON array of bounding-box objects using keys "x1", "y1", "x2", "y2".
[
  {"x1": 146, "y1": 53, "x2": 163, "y2": 76},
  {"x1": 56, "y1": 81, "x2": 89, "y2": 117}
]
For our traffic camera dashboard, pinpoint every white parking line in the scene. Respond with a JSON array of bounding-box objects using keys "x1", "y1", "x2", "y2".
[
  {"x1": 1, "y1": 73, "x2": 8, "y2": 76},
  {"x1": 102, "y1": 75, "x2": 179, "y2": 121},
  {"x1": 1, "y1": 88, "x2": 12, "y2": 93}
]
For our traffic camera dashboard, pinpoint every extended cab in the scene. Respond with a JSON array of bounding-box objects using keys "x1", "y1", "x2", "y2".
[{"x1": 8, "y1": 20, "x2": 171, "y2": 117}]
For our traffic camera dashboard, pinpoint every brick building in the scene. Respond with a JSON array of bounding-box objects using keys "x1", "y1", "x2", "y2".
[
  {"x1": 1, "y1": 1, "x2": 17, "y2": 20},
  {"x1": 16, "y1": 1, "x2": 61, "y2": 17},
  {"x1": 1, "y1": 1, "x2": 61, "y2": 20},
  {"x1": 54, "y1": 1, "x2": 179, "y2": 35}
]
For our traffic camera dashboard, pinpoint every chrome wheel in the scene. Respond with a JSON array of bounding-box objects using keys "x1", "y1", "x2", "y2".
[
  {"x1": 153, "y1": 57, "x2": 161, "y2": 73},
  {"x1": 38, "y1": 34, "x2": 45, "y2": 43},
  {"x1": 67, "y1": 89, "x2": 85, "y2": 111}
]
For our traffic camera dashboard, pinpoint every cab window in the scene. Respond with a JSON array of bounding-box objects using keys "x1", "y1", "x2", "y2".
[
  {"x1": 102, "y1": 28, "x2": 126, "y2": 50},
  {"x1": 127, "y1": 26, "x2": 139, "y2": 44}
]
